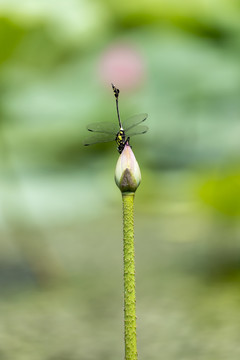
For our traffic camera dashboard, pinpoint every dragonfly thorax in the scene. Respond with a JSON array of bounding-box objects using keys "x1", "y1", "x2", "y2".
[{"x1": 115, "y1": 129, "x2": 126, "y2": 154}]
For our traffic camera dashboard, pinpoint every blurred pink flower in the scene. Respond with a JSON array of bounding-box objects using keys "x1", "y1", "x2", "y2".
[{"x1": 98, "y1": 44, "x2": 145, "y2": 90}]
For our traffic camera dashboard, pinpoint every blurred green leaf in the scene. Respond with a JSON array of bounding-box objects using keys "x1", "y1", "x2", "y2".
[
  {"x1": 0, "y1": 17, "x2": 26, "y2": 64},
  {"x1": 199, "y1": 169, "x2": 240, "y2": 217}
]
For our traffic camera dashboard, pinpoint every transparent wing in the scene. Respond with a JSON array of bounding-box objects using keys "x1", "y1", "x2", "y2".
[
  {"x1": 123, "y1": 113, "x2": 148, "y2": 132},
  {"x1": 87, "y1": 121, "x2": 119, "y2": 134},
  {"x1": 83, "y1": 132, "x2": 116, "y2": 146},
  {"x1": 125, "y1": 125, "x2": 148, "y2": 137}
]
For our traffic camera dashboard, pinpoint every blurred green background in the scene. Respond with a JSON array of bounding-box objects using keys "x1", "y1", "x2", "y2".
[{"x1": 0, "y1": 0, "x2": 240, "y2": 359}]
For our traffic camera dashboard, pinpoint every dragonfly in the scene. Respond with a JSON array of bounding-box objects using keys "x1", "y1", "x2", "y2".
[{"x1": 83, "y1": 84, "x2": 148, "y2": 153}]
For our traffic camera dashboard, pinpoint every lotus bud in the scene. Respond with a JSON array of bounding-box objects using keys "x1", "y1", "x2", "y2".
[{"x1": 115, "y1": 142, "x2": 141, "y2": 193}]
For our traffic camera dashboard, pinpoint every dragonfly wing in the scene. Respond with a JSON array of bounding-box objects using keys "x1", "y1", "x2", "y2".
[
  {"x1": 83, "y1": 132, "x2": 116, "y2": 146},
  {"x1": 125, "y1": 125, "x2": 149, "y2": 137},
  {"x1": 87, "y1": 121, "x2": 118, "y2": 134},
  {"x1": 123, "y1": 113, "x2": 148, "y2": 132}
]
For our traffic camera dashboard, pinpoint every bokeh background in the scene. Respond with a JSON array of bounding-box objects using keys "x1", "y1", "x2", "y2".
[{"x1": 0, "y1": 1, "x2": 240, "y2": 359}]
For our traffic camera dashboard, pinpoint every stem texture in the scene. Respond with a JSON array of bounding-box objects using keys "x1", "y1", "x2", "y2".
[{"x1": 122, "y1": 192, "x2": 137, "y2": 360}]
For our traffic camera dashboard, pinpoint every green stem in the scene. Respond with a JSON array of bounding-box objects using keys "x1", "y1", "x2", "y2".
[{"x1": 122, "y1": 192, "x2": 137, "y2": 360}]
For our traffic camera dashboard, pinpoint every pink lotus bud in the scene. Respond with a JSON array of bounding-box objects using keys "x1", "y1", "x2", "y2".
[{"x1": 115, "y1": 143, "x2": 141, "y2": 193}]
